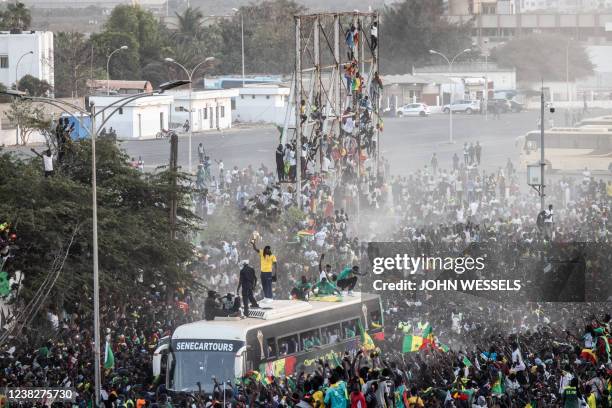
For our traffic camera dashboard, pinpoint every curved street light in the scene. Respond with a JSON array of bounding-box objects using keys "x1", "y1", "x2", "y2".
[
  {"x1": 15, "y1": 50, "x2": 33, "y2": 91},
  {"x1": 106, "y1": 45, "x2": 128, "y2": 95},
  {"x1": 164, "y1": 56, "x2": 217, "y2": 173},
  {"x1": 429, "y1": 48, "x2": 471, "y2": 144}
]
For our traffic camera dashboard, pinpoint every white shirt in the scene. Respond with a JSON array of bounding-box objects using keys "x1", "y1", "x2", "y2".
[
  {"x1": 371, "y1": 25, "x2": 378, "y2": 37},
  {"x1": 43, "y1": 154, "x2": 53, "y2": 171}
]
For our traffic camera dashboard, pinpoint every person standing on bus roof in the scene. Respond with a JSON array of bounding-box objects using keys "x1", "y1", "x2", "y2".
[
  {"x1": 319, "y1": 253, "x2": 332, "y2": 281},
  {"x1": 337, "y1": 266, "x2": 366, "y2": 296},
  {"x1": 237, "y1": 260, "x2": 259, "y2": 317},
  {"x1": 251, "y1": 240, "x2": 277, "y2": 302}
]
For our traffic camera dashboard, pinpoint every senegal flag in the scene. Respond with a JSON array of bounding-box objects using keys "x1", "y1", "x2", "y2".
[
  {"x1": 402, "y1": 335, "x2": 423, "y2": 353},
  {"x1": 418, "y1": 322, "x2": 433, "y2": 339},
  {"x1": 104, "y1": 340, "x2": 115, "y2": 369},
  {"x1": 358, "y1": 321, "x2": 376, "y2": 351}
]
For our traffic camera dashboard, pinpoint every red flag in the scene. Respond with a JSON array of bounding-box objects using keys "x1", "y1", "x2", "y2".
[{"x1": 177, "y1": 301, "x2": 189, "y2": 313}]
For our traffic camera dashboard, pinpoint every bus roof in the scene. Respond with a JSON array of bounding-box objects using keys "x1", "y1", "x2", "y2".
[{"x1": 172, "y1": 293, "x2": 379, "y2": 341}]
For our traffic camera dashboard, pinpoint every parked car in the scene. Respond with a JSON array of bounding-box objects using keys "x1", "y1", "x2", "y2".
[
  {"x1": 396, "y1": 103, "x2": 430, "y2": 117},
  {"x1": 487, "y1": 99, "x2": 511, "y2": 113},
  {"x1": 442, "y1": 100, "x2": 480, "y2": 114},
  {"x1": 509, "y1": 99, "x2": 524, "y2": 112}
]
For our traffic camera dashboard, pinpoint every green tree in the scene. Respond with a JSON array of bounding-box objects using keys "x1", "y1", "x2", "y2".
[
  {"x1": 0, "y1": 1, "x2": 31, "y2": 31},
  {"x1": 0, "y1": 140, "x2": 198, "y2": 310},
  {"x1": 54, "y1": 32, "x2": 92, "y2": 98},
  {"x1": 90, "y1": 31, "x2": 140, "y2": 81},
  {"x1": 174, "y1": 7, "x2": 205, "y2": 42},
  {"x1": 104, "y1": 5, "x2": 168, "y2": 68},
  {"x1": 213, "y1": 0, "x2": 306, "y2": 75},
  {"x1": 492, "y1": 34, "x2": 594, "y2": 82},
  {"x1": 381, "y1": 0, "x2": 473, "y2": 73},
  {"x1": 17, "y1": 74, "x2": 52, "y2": 97},
  {"x1": 3, "y1": 99, "x2": 51, "y2": 145}
]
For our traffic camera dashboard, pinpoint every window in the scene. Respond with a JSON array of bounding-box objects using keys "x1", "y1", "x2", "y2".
[
  {"x1": 321, "y1": 323, "x2": 341, "y2": 345},
  {"x1": 220, "y1": 106, "x2": 225, "y2": 118},
  {"x1": 277, "y1": 334, "x2": 298, "y2": 356},
  {"x1": 240, "y1": 95, "x2": 244, "y2": 99},
  {"x1": 0, "y1": 55, "x2": 8, "y2": 69},
  {"x1": 370, "y1": 310, "x2": 382, "y2": 329},
  {"x1": 251, "y1": 95, "x2": 255, "y2": 99},
  {"x1": 342, "y1": 319, "x2": 359, "y2": 339},
  {"x1": 118, "y1": 107, "x2": 123, "y2": 115},
  {"x1": 204, "y1": 108, "x2": 208, "y2": 119},
  {"x1": 300, "y1": 328, "x2": 321, "y2": 351},
  {"x1": 266, "y1": 337, "x2": 277, "y2": 359},
  {"x1": 266, "y1": 95, "x2": 270, "y2": 99}
]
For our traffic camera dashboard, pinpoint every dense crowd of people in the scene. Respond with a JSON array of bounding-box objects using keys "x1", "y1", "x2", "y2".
[{"x1": 2, "y1": 18, "x2": 612, "y2": 407}]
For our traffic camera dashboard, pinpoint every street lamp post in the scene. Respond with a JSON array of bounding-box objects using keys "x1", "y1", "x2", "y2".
[
  {"x1": 232, "y1": 8, "x2": 246, "y2": 87},
  {"x1": 164, "y1": 57, "x2": 216, "y2": 173},
  {"x1": 106, "y1": 45, "x2": 128, "y2": 95},
  {"x1": 1, "y1": 80, "x2": 187, "y2": 408},
  {"x1": 15, "y1": 50, "x2": 33, "y2": 91},
  {"x1": 429, "y1": 48, "x2": 471, "y2": 144}
]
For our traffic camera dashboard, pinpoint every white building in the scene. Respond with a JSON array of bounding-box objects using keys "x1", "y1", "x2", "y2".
[
  {"x1": 167, "y1": 89, "x2": 238, "y2": 132},
  {"x1": 89, "y1": 95, "x2": 173, "y2": 139},
  {"x1": 234, "y1": 84, "x2": 291, "y2": 125},
  {"x1": 414, "y1": 62, "x2": 517, "y2": 92},
  {"x1": 0, "y1": 31, "x2": 54, "y2": 91}
]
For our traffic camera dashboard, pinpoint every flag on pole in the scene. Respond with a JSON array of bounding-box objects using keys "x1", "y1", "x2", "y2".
[
  {"x1": 104, "y1": 340, "x2": 115, "y2": 369},
  {"x1": 358, "y1": 321, "x2": 376, "y2": 351},
  {"x1": 402, "y1": 335, "x2": 423, "y2": 353},
  {"x1": 417, "y1": 321, "x2": 432, "y2": 338}
]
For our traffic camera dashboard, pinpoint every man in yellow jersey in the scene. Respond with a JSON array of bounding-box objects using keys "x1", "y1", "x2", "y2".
[{"x1": 252, "y1": 240, "x2": 277, "y2": 302}]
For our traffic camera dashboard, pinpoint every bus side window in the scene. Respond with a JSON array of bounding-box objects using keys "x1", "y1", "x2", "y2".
[
  {"x1": 321, "y1": 323, "x2": 341, "y2": 345},
  {"x1": 341, "y1": 319, "x2": 359, "y2": 339},
  {"x1": 277, "y1": 334, "x2": 298, "y2": 356},
  {"x1": 370, "y1": 310, "x2": 382, "y2": 328},
  {"x1": 300, "y1": 328, "x2": 321, "y2": 352},
  {"x1": 266, "y1": 338, "x2": 277, "y2": 359}
]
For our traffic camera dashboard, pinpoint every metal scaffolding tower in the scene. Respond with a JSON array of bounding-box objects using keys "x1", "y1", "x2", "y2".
[{"x1": 287, "y1": 11, "x2": 380, "y2": 210}]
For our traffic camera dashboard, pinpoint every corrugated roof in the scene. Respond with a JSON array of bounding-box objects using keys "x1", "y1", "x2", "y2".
[{"x1": 87, "y1": 79, "x2": 152, "y2": 90}]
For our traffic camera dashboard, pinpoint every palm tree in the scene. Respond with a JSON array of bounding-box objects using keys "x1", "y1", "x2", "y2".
[
  {"x1": 0, "y1": 2, "x2": 32, "y2": 31},
  {"x1": 174, "y1": 7, "x2": 204, "y2": 42}
]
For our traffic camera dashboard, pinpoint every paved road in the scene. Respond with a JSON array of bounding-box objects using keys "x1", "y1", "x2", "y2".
[
  {"x1": 10, "y1": 109, "x2": 607, "y2": 177},
  {"x1": 120, "y1": 110, "x2": 548, "y2": 176}
]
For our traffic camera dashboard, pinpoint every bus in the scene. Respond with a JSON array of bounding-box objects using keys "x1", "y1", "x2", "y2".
[
  {"x1": 577, "y1": 115, "x2": 612, "y2": 127},
  {"x1": 153, "y1": 293, "x2": 383, "y2": 394},
  {"x1": 517, "y1": 127, "x2": 612, "y2": 173}
]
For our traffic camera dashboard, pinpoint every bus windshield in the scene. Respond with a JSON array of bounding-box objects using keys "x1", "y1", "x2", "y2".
[{"x1": 171, "y1": 339, "x2": 243, "y2": 393}]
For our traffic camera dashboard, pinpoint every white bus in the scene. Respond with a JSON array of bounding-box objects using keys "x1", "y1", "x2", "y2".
[
  {"x1": 517, "y1": 127, "x2": 612, "y2": 173},
  {"x1": 153, "y1": 293, "x2": 383, "y2": 394}
]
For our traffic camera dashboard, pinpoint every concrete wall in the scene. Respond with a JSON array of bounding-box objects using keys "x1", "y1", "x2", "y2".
[
  {"x1": 92, "y1": 95, "x2": 173, "y2": 139},
  {"x1": 234, "y1": 92, "x2": 289, "y2": 125},
  {"x1": 169, "y1": 89, "x2": 237, "y2": 132},
  {"x1": 0, "y1": 31, "x2": 54, "y2": 90}
]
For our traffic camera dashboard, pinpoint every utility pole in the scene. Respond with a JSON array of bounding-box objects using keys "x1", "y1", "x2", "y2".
[
  {"x1": 295, "y1": 16, "x2": 302, "y2": 210},
  {"x1": 539, "y1": 86, "x2": 545, "y2": 211},
  {"x1": 91, "y1": 102, "x2": 101, "y2": 408},
  {"x1": 169, "y1": 132, "x2": 178, "y2": 239}
]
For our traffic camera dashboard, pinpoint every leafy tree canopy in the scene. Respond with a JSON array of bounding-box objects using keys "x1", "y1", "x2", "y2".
[
  {"x1": 380, "y1": 0, "x2": 473, "y2": 74},
  {"x1": 0, "y1": 140, "x2": 198, "y2": 311},
  {"x1": 492, "y1": 34, "x2": 594, "y2": 82}
]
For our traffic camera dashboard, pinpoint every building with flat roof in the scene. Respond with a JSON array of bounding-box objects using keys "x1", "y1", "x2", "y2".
[
  {"x1": 166, "y1": 89, "x2": 239, "y2": 132},
  {"x1": 0, "y1": 31, "x2": 54, "y2": 91},
  {"x1": 89, "y1": 94, "x2": 173, "y2": 139},
  {"x1": 234, "y1": 84, "x2": 291, "y2": 125}
]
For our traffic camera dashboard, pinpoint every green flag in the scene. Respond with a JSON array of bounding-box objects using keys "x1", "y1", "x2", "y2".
[
  {"x1": 402, "y1": 335, "x2": 423, "y2": 353},
  {"x1": 104, "y1": 340, "x2": 115, "y2": 369},
  {"x1": 462, "y1": 356, "x2": 472, "y2": 368}
]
